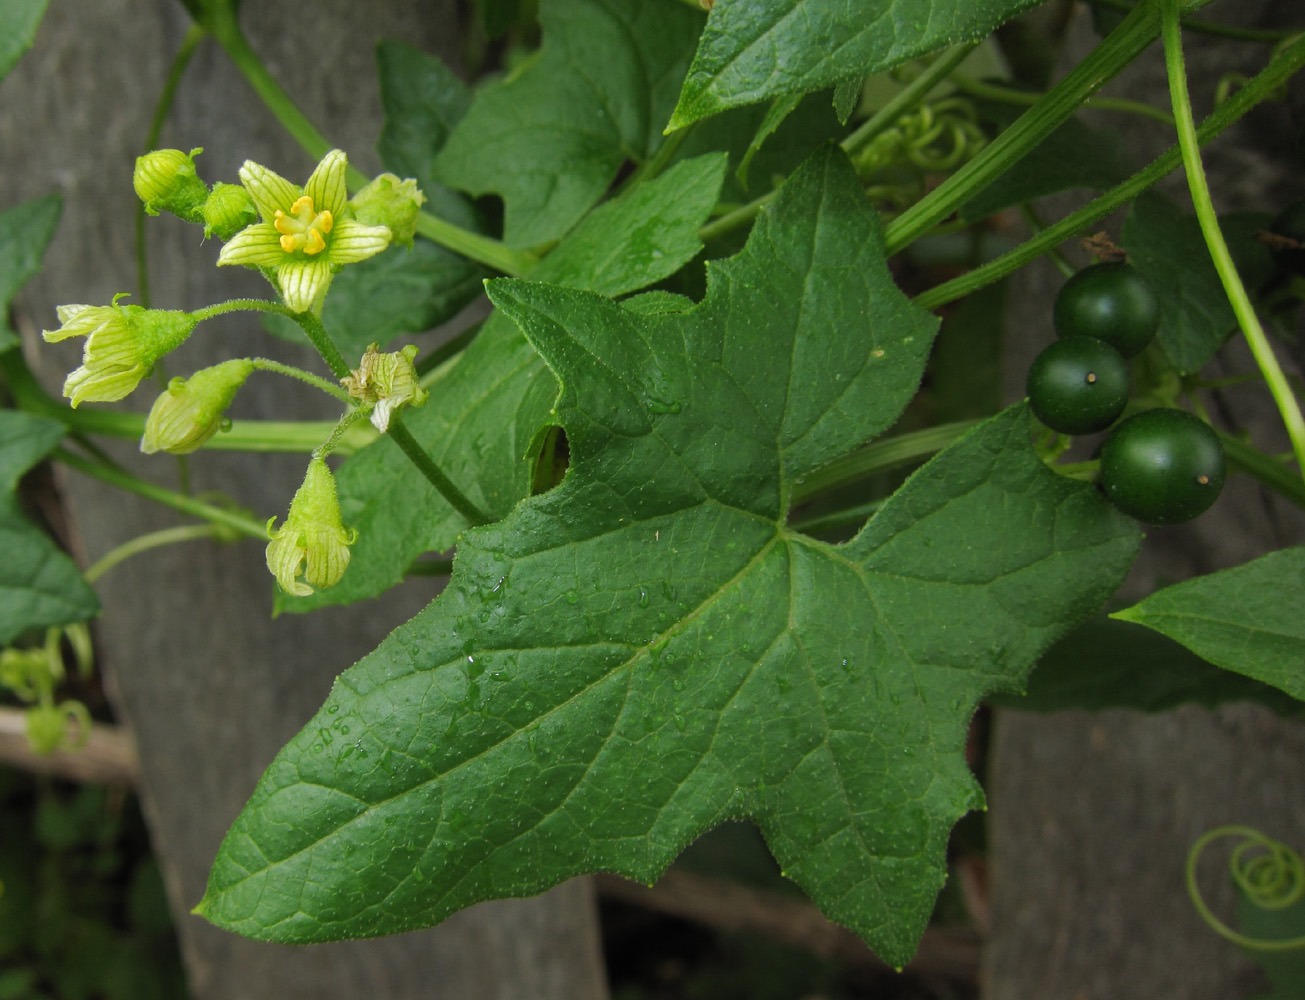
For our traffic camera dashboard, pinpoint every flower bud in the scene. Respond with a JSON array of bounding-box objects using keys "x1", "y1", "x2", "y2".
[
  {"x1": 43, "y1": 297, "x2": 198, "y2": 407},
  {"x1": 24, "y1": 700, "x2": 91, "y2": 754},
  {"x1": 349, "y1": 174, "x2": 425, "y2": 249},
  {"x1": 134, "y1": 147, "x2": 209, "y2": 224},
  {"x1": 265, "y1": 458, "x2": 358, "y2": 597},
  {"x1": 200, "y1": 181, "x2": 259, "y2": 240},
  {"x1": 141, "y1": 358, "x2": 255, "y2": 455},
  {"x1": 341, "y1": 343, "x2": 428, "y2": 431}
]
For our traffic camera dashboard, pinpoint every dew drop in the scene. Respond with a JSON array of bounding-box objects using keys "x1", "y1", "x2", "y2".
[
  {"x1": 673, "y1": 715, "x2": 687, "y2": 732},
  {"x1": 565, "y1": 590, "x2": 578, "y2": 605},
  {"x1": 319, "y1": 727, "x2": 334, "y2": 745},
  {"x1": 327, "y1": 705, "x2": 339, "y2": 715},
  {"x1": 340, "y1": 725, "x2": 349, "y2": 735},
  {"x1": 672, "y1": 678, "x2": 684, "y2": 692},
  {"x1": 639, "y1": 588, "x2": 649, "y2": 608},
  {"x1": 312, "y1": 743, "x2": 323, "y2": 753}
]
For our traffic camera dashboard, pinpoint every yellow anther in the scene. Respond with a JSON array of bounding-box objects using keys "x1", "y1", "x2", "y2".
[{"x1": 272, "y1": 196, "x2": 332, "y2": 255}]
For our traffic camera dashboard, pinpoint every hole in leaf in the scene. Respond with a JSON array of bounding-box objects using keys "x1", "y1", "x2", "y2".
[{"x1": 530, "y1": 424, "x2": 569, "y2": 495}]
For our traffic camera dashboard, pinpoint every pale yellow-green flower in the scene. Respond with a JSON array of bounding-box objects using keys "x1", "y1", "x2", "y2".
[
  {"x1": 341, "y1": 343, "x2": 428, "y2": 432},
  {"x1": 265, "y1": 457, "x2": 357, "y2": 597},
  {"x1": 217, "y1": 149, "x2": 391, "y2": 313},
  {"x1": 141, "y1": 357, "x2": 255, "y2": 455},
  {"x1": 42, "y1": 298, "x2": 197, "y2": 407}
]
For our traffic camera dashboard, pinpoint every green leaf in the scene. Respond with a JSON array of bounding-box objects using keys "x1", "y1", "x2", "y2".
[
  {"x1": 277, "y1": 154, "x2": 729, "y2": 613},
  {"x1": 375, "y1": 40, "x2": 479, "y2": 229},
  {"x1": 433, "y1": 0, "x2": 702, "y2": 248},
  {"x1": 0, "y1": 0, "x2": 48, "y2": 84},
  {"x1": 261, "y1": 241, "x2": 485, "y2": 358},
  {"x1": 990, "y1": 616, "x2": 1304, "y2": 717},
  {"x1": 1122, "y1": 193, "x2": 1276, "y2": 374},
  {"x1": 202, "y1": 148, "x2": 1138, "y2": 964},
  {"x1": 831, "y1": 77, "x2": 861, "y2": 125},
  {"x1": 737, "y1": 94, "x2": 802, "y2": 191},
  {"x1": 1112, "y1": 548, "x2": 1305, "y2": 703},
  {"x1": 669, "y1": 0, "x2": 1046, "y2": 129},
  {"x1": 960, "y1": 111, "x2": 1133, "y2": 222},
  {"x1": 0, "y1": 195, "x2": 61, "y2": 352},
  {"x1": 0, "y1": 409, "x2": 100, "y2": 644}
]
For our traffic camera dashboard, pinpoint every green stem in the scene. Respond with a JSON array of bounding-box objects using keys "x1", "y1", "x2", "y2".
[
  {"x1": 791, "y1": 420, "x2": 982, "y2": 505},
  {"x1": 883, "y1": 2, "x2": 1177, "y2": 254},
  {"x1": 700, "y1": 44, "x2": 978, "y2": 245},
  {"x1": 136, "y1": 22, "x2": 207, "y2": 308},
  {"x1": 949, "y1": 73, "x2": 1175, "y2": 125},
  {"x1": 0, "y1": 348, "x2": 374, "y2": 454},
  {"x1": 84, "y1": 524, "x2": 222, "y2": 584},
  {"x1": 789, "y1": 498, "x2": 885, "y2": 535},
  {"x1": 206, "y1": 7, "x2": 536, "y2": 277},
  {"x1": 314, "y1": 406, "x2": 371, "y2": 459},
  {"x1": 1161, "y1": 0, "x2": 1305, "y2": 479},
  {"x1": 189, "y1": 297, "x2": 292, "y2": 323},
  {"x1": 388, "y1": 414, "x2": 491, "y2": 525},
  {"x1": 251, "y1": 357, "x2": 351, "y2": 402},
  {"x1": 287, "y1": 310, "x2": 351, "y2": 380},
  {"x1": 1093, "y1": 0, "x2": 1299, "y2": 43},
  {"x1": 1219, "y1": 432, "x2": 1305, "y2": 511},
  {"x1": 843, "y1": 44, "x2": 980, "y2": 154},
  {"x1": 912, "y1": 32, "x2": 1305, "y2": 311},
  {"x1": 55, "y1": 448, "x2": 269, "y2": 541}
]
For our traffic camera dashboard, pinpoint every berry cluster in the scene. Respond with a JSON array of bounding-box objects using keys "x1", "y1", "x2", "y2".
[{"x1": 1026, "y1": 260, "x2": 1226, "y2": 525}]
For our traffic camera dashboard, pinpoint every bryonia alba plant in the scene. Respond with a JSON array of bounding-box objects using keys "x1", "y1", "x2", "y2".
[{"x1": 2, "y1": 0, "x2": 1304, "y2": 970}]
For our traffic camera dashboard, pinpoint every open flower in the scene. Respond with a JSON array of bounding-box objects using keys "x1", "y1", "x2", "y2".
[
  {"x1": 42, "y1": 298, "x2": 197, "y2": 407},
  {"x1": 217, "y1": 149, "x2": 391, "y2": 313},
  {"x1": 141, "y1": 357, "x2": 255, "y2": 455},
  {"x1": 265, "y1": 457, "x2": 358, "y2": 597},
  {"x1": 341, "y1": 343, "x2": 428, "y2": 432}
]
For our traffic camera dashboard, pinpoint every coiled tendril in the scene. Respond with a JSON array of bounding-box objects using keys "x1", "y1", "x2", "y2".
[
  {"x1": 1186, "y1": 825, "x2": 1305, "y2": 951},
  {"x1": 852, "y1": 97, "x2": 987, "y2": 209}
]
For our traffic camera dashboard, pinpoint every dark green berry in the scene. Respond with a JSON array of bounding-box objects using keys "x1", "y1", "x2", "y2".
[
  {"x1": 1027, "y1": 337, "x2": 1131, "y2": 435},
  {"x1": 1099, "y1": 409, "x2": 1226, "y2": 524},
  {"x1": 1053, "y1": 262, "x2": 1160, "y2": 358}
]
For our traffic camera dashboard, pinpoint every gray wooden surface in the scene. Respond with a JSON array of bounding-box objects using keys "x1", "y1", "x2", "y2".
[
  {"x1": 984, "y1": 4, "x2": 1305, "y2": 998},
  {"x1": 3, "y1": 2, "x2": 608, "y2": 998}
]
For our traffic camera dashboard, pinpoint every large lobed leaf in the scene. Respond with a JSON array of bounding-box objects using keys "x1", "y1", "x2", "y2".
[
  {"x1": 1112, "y1": 548, "x2": 1305, "y2": 703},
  {"x1": 0, "y1": 409, "x2": 100, "y2": 643},
  {"x1": 669, "y1": 0, "x2": 1049, "y2": 129},
  {"x1": 433, "y1": 0, "x2": 703, "y2": 248},
  {"x1": 200, "y1": 148, "x2": 1139, "y2": 964},
  {"x1": 279, "y1": 153, "x2": 729, "y2": 613}
]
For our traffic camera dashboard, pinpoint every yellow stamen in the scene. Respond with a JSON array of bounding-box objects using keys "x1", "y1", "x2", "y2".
[{"x1": 272, "y1": 196, "x2": 333, "y2": 255}]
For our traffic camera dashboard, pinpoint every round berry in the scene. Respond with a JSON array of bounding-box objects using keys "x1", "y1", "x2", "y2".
[
  {"x1": 1099, "y1": 409, "x2": 1226, "y2": 524},
  {"x1": 1053, "y1": 262, "x2": 1160, "y2": 357},
  {"x1": 1027, "y1": 337, "x2": 1131, "y2": 435}
]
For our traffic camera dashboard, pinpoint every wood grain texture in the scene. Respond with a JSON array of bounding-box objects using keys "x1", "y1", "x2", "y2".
[{"x1": 0, "y1": 3, "x2": 609, "y2": 998}]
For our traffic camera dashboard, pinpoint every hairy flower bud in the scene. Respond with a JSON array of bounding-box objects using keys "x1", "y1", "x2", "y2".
[
  {"x1": 349, "y1": 173, "x2": 425, "y2": 249},
  {"x1": 134, "y1": 147, "x2": 209, "y2": 224},
  {"x1": 141, "y1": 358, "x2": 255, "y2": 455},
  {"x1": 265, "y1": 458, "x2": 358, "y2": 597},
  {"x1": 200, "y1": 182, "x2": 259, "y2": 240}
]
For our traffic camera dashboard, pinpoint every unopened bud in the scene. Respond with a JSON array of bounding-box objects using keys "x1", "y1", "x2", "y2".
[
  {"x1": 200, "y1": 181, "x2": 259, "y2": 240},
  {"x1": 134, "y1": 148, "x2": 208, "y2": 223},
  {"x1": 349, "y1": 174, "x2": 425, "y2": 249},
  {"x1": 265, "y1": 458, "x2": 358, "y2": 596},
  {"x1": 341, "y1": 343, "x2": 428, "y2": 431},
  {"x1": 141, "y1": 358, "x2": 255, "y2": 455}
]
